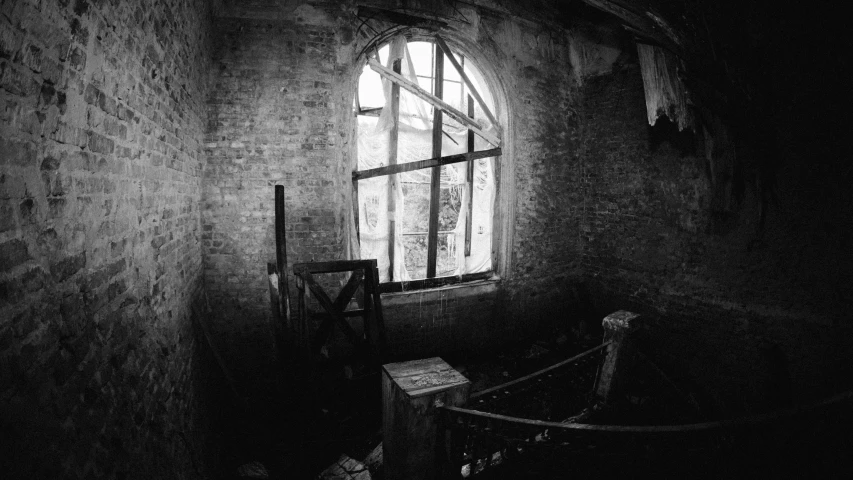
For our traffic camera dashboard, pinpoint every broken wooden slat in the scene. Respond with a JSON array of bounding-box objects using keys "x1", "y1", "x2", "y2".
[
  {"x1": 637, "y1": 43, "x2": 693, "y2": 130},
  {"x1": 333, "y1": 270, "x2": 364, "y2": 312},
  {"x1": 293, "y1": 260, "x2": 388, "y2": 366},
  {"x1": 352, "y1": 148, "x2": 500, "y2": 181},
  {"x1": 435, "y1": 35, "x2": 502, "y2": 136},
  {"x1": 302, "y1": 272, "x2": 362, "y2": 351},
  {"x1": 367, "y1": 57, "x2": 501, "y2": 147}
]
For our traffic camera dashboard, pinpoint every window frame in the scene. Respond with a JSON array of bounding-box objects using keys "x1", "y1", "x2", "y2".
[{"x1": 352, "y1": 34, "x2": 505, "y2": 289}]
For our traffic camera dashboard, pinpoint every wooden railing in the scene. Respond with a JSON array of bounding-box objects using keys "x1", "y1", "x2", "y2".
[
  {"x1": 441, "y1": 386, "x2": 853, "y2": 478},
  {"x1": 382, "y1": 310, "x2": 853, "y2": 478}
]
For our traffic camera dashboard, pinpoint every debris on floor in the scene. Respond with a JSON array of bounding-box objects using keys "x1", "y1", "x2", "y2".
[
  {"x1": 317, "y1": 454, "x2": 372, "y2": 480},
  {"x1": 237, "y1": 461, "x2": 270, "y2": 479}
]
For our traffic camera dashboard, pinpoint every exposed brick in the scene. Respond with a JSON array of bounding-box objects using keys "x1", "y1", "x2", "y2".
[
  {"x1": 83, "y1": 83, "x2": 99, "y2": 105},
  {"x1": 18, "y1": 197, "x2": 36, "y2": 223},
  {"x1": 50, "y1": 252, "x2": 86, "y2": 282},
  {"x1": 0, "y1": 21, "x2": 21, "y2": 59},
  {"x1": 87, "y1": 130, "x2": 114, "y2": 154},
  {"x1": 0, "y1": 239, "x2": 30, "y2": 271},
  {"x1": 0, "y1": 137, "x2": 36, "y2": 167},
  {"x1": 0, "y1": 61, "x2": 39, "y2": 96},
  {"x1": 0, "y1": 0, "x2": 216, "y2": 477},
  {"x1": 21, "y1": 43, "x2": 42, "y2": 72}
]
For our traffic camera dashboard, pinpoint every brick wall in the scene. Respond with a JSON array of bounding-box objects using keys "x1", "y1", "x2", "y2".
[
  {"x1": 0, "y1": 0, "x2": 218, "y2": 478},
  {"x1": 578, "y1": 64, "x2": 853, "y2": 414},
  {"x1": 203, "y1": 10, "x2": 347, "y2": 377},
  {"x1": 203, "y1": 1, "x2": 587, "y2": 365}
]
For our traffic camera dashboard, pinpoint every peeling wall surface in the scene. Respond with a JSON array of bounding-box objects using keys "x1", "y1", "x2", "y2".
[
  {"x1": 0, "y1": 0, "x2": 218, "y2": 478},
  {"x1": 579, "y1": 64, "x2": 853, "y2": 415},
  {"x1": 1, "y1": 0, "x2": 851, "y2": 477}
]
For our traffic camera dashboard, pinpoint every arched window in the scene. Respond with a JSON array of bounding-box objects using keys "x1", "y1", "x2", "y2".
[{"x1": 353, "y1": 35, "x2": 502, "y2": 288}]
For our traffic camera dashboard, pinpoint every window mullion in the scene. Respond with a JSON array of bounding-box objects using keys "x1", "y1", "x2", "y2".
[
  {"x1": 387, "y1": 58, "x2": 401, "y2": 281},
  {"x1": 465, "y1": 94, "x2": 474, "y2": 257},
  {"x1": 426, "y1": 44, "x2": 444, "y2": 279}
]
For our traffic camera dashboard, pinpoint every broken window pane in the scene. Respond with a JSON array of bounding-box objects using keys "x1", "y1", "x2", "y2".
[{"x1": 355, "y1": 37, "x2": 498, "y2": 282}]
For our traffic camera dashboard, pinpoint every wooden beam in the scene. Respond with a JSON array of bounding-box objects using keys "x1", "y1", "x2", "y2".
[
  {"x1": 357, "y1": 6, "x2": 447, "y2": 29},
  {"x1": 578, "y1": 0, "x2": 684, "y2": 56},
  {"x1": 426, "y1": 45, "x2": 444, "y2": 279},
  {"x1": 434, "y1": 35, "x2": 502, "y2": 136},
  {"x1": 352, "y1": 148, "x2": 500, "y2": 181},
  {"x1": 367, "y1": 57, "x2": 501, "y2": 147}
]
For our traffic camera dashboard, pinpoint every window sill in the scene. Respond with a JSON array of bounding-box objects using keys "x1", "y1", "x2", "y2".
[{"x1": 379, "y1": 273, "x2": 500, "y2": 297}]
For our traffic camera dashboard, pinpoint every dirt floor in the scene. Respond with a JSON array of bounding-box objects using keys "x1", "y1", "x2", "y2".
[{"x1": 215, "y1": 326, "x2": 604, "y2": 479}]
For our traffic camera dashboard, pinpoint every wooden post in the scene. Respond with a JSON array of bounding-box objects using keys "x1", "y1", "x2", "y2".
[
  {"x1": 594, "y1": 310, "x2": 641, "y2": 405},
  {"x1": 388, "y1": 58, "x2": 401, "y2": 281},
  {"x1": 383, "y1": 357, "x2": 469, "y2": 480},
  {"x1": 274, "y1": 185, "x2": 291, "y2": 329}
]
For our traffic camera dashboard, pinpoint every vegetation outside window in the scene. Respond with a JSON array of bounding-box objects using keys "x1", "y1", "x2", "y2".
[{"x1": 354, "y1": 35, "x2": 501, "y2": 287}]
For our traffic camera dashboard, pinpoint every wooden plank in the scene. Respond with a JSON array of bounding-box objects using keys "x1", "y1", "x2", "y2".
[
  {"x1": 426, "y1": 45, "x2": 444, "y2": 279},
  {"x1": 377, "y1": 271, "x2": 493, "y2": 293},
  {"x1": 293, "y1": 259, "x2": 377, "y2": 275},
  {"x1": 333, "y1": 270, "x2": 364, "y2": 312},
  {"x1": 435, "y1": 35, "x2": 502, "y2": 136},
  {"x1": 367, "y1": 57, "x2": 501, "y2": 147},
  {"x1": 292, "y1": 260, "x2": 387, "y2": 365},
  {"x1": 352, "y1": 148, "x2": 500, "y2": 181},
  {"x1": 352, "y1": 177, "x2": 359, "y2": 240},
  {"x1": 303, "y1": 272, "x2": 361, "y2": 351},
  {"x1": 384, "y1": 357, "x2": 470, "y2": 398},
  {"x1": 388, "y1": 58, "x2": 401, "y2": 281},
  {"x1": 268, "y1": 262, "x2": 281, "y2": 325},
  {"x1": 274, "y1": 185, "x2": 291, "y2": 328}
]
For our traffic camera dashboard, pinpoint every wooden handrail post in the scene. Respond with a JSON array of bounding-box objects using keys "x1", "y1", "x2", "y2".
[
  {"x1": 594, "y1": 310, "x2": 642, "y2": 405},
  {"x1": 382, "y1": 358, "x2": 469, "y2": 480}
]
